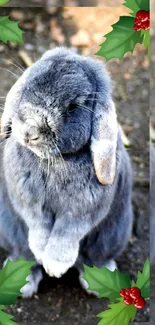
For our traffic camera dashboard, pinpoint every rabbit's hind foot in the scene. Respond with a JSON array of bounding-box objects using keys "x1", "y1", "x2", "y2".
[{"x1": 21, "y1": 266, "x2": 43, "y2": 298}]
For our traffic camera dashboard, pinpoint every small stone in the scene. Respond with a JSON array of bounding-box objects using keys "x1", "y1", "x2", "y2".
[{"x1": 24, "y1": 43, "x2": 35, "y2": 51}]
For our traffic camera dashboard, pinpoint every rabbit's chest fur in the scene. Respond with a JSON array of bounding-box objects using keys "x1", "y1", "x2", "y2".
[{"x1": 4, "y1": 138, "x2": 110, "y2": 221}]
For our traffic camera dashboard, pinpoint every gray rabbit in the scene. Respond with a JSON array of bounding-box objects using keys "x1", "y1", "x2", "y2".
[{"x1": 0, "y1": 48, "x2": 133, "y2": 297}]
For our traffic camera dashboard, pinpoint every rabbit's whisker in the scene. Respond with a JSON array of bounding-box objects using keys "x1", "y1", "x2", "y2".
[
  {"x1": 0, "y1": 68, "x2": 19, "y2": 80},
  {"x1": 42, "y1": 153, "x2": 51, "y2": 191},
  {"x1": 12, "y1": 57, "x2": 26, "y2": 71},
  {"x1": 53, "y1": 154, "x2": 56, "y2": 168},
  {"x1": 1, "y1": 56, "x2": 25, "y2": 71},
  {"x1": 0, "y1": 139, "x2": 7, "y2": 147},
  {"x1": 91, "y1": 91, "x2": 108, "y2": 94},
  {"x1": 0, "y1": 59, "x2": 25, "y2": 74},
  {"x1": 54, "y1": 142, "x2": 68, "y2": 176},
  {"x1": 78, "y1": 105, "x2": 94, "y2": 114},
  {"x1": 47, "y1": 154, "x2": 50, "y2": 177},
  {"x1": 86, "y1": 98, "x2": 104, "y2": 102},
  {"x1": 0, "y1": 132, "x2": 11, "y2": 137}
]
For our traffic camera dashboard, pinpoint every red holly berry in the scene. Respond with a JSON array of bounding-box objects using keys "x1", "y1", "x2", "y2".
[
  {"x1": 120, "y1": 289, "x2": 126, "y2": 297},
  {"x1": 130, "y1": 287, "x2": 141, "y2": 301},
  {"x1": 124, "y1": 288, "x2": 132, "y2": 296},
  {"x1": 136, "y1": 10, "x2": 149, "y2": 22},
  {"x1": 124, "y1": 296, "x2": 133, "y2": 306},
  {"x1": 134, "y1": 10, "x2": 150, "y2": 31},
  {"x1": 134, "y1": 24, "x2": 141, "y2": 32},
  {"x1": 144, "y1": 20, "x2": 150, "y2": 30},
  {"x1": 134, "y1": 297, "x2": 146, "y2": 309}
]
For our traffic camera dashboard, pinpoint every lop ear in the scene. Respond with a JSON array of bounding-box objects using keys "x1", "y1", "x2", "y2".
[{"x1": 90, "y1": 99, "x2": 118, "y2": 185}]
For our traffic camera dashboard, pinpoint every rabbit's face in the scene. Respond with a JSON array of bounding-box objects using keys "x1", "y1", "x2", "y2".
[
  {"x1": 10, "y1": 58, "x2": 94, "y2": 159},
  {"x1": 2, "y1": 48, "x2": 118, "y2": 185}
]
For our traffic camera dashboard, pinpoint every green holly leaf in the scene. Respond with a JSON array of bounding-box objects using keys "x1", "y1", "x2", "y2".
[
  {"x1": 83, "y1": 265, "x2": 131, "y2": 301},
  {"x1": 0, "y1": 258, "x2": 35, "y2": 305},
  {"x1": 132, "y1": 259, "x2": 150, "y2": 299},
  {"x1": 98, "y1": 299, "x2": 137, "y2": 325},
  {"x1": 142, "y1": 29, "x2": 150, "y2": 60},
  {"x1": 0, "y1": 306, "x2": 18, "y2": 325},
  {"x1": 0, "y1": 16, "x2": 24, "y2": 44},
  {"x1": 0, "y1": 0, "x2": 9, "y2": 5},
  {"x1": 123, "y1": 0, "x2": 149, "y2": 15},
  {"x1": 96, "y1": 16, "x2": 143, "y2": 61},
  {"x1": 123, "y1": 0, "x2": 140, "y2": 17},
  {"x1": 136, "y1": 0, "x2": 149, "y2": 11}
]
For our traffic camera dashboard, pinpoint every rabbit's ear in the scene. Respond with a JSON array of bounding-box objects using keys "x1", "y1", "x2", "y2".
[{"x1": 90, "y1": 99, "x2": 118, "y2": 185}]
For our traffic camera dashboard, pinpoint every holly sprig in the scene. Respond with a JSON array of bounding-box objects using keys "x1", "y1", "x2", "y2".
[
  {"x1": 0, "y1": 258, "x2": 35, "y2": 325},
  {"x1": 83, "y1": 264, "x2": 131, "y2": 301},
  {"x1": 96, "y1": 0, "x2": 150, "y2": 60},
  {"x1": 131, "y1": 259, "x2": 150, "y2": 298},
  {"x1": 0, "y1": 1, "x2": 24, "y2": 44},
  {"x1": 98, "y1": 299, "x2": 136, "y2": 325},
  {"x1": 83, "y1": 259, "x2": 150, "y2": 325}
]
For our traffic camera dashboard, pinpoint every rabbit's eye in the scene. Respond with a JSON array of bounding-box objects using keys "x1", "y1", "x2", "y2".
[{"x1": 68, "y1": 103, "x2": 77, "y2": 113}]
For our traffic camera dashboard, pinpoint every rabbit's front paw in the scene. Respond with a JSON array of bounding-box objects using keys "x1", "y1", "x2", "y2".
[
  {"x1": 42, "y1": 242, "x2": 79, "y2": 278},
  {"x1": 43, "y1": 258, "x2": 73, "y2": 278},
  {"x1": 28, "y1": 229, "x2": 51, "y2": 263}
]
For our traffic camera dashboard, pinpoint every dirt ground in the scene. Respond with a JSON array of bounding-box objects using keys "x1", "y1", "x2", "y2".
[{"x1": 0, "y1": 7, "x2": 150, "y2": 324}]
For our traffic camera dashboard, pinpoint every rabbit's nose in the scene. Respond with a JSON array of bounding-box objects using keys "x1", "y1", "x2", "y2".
[
  {"x1": 24, "y1": 132, "x2": 40, "y2": 145},
  {"x1": 24, "y1": 136, "x2": 30, "y2": 144}
]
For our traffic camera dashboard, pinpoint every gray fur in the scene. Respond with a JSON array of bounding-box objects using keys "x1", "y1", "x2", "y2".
[{"x1": 0, "y1": 48, "x2": 133, "y2": 288}]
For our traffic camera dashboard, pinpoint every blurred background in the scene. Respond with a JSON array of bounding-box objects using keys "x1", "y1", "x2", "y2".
[
  {"x1": 5, "y1": 0, "x2": 125, "y2": 7},
  {"x1": 0, "y1": 5, "x2": 150, "y2": 324}
]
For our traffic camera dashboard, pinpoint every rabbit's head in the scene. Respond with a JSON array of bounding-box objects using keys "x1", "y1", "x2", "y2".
[{"x1": 2, "y1": 48, "x2": 118, "y2": 185}]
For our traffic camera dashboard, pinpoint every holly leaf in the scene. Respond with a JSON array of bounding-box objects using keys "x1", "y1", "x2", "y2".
[
  {"x1": 0, "y1": 16, "x2": 23, "y2": 44},
  {"x1": 123, "y1": 0, "x2": 149, "y2": 15},
  {"x1": 83, "y1": 265, "x2": 131, "y2": 301},
  {"x1": 136, "y1": 0, "x2": 149, "y2": 11},
  {"x1": 0, "y1": 307, "x2": 18, "y2": 325},
  {"x1": 123, "y1": 0, "x2": 140, "y2": 17},
  {"x1": 96, "y1": 16, "x2": 143, "y2": 61},
  {"x1": 0, "y1": 258, "x2": 35, "y2": 305},
  {"x1": 98, "y1": 299, "x2": 137, "y2": 325},
  {"x1": 142, "y1": 30, "x2": 150, "y2": 60},
  {"x1": 132, "y1": 259, "x2": 150, "y2": 299},
  {"x1": 0, "y1": 0, "x2": 9, "y2": 5}
]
